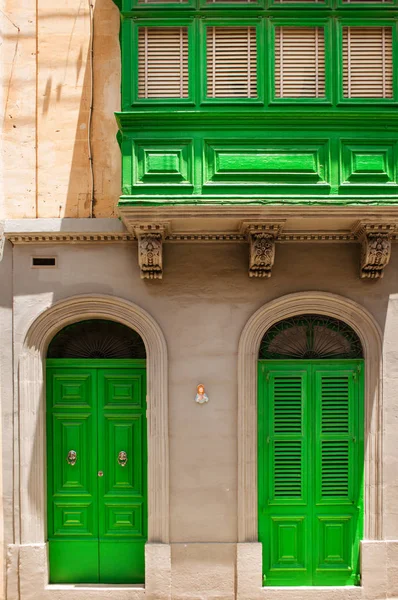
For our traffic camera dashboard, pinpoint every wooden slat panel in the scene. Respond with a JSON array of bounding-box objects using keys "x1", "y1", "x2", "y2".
[
  {"x1": 138, "y1": 0, "x2": 188, "y2": 3},
  {"x1": 274, "y1": 0, "x2": 323, "y2": 3},
  {"x1": 138, "y1": 27, "x2": 189, "y2": 99},
  {"x1": 343, "y1": 0, "x2": 390, "y2": 3},
  {"x1": 343, "y1": 27, "x2": 393, "y2": 98},
  {"x1": 275, "y1": 27, "x2": 325, "y2": 98},
  {"x1": 206, "y1": 0, "x2": 256, "y2": 3},
  {"x1": 206, "y1": 27, "x2": 257, "y2": 98},
  {"x1": 271, "y1": 375, "x2": 304, "y2": 500}
]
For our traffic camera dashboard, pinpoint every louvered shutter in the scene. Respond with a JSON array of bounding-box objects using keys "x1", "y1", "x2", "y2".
[
  {"x1": 343, "y1": 0, "x2": 390, "y2": 3},
  {"x1": 259, "y1": 361, "x2": 363, "y2": 586},
  {"x1": 313, "y1": 365, "x2": 363, "y2": 585},
  {"x1": 259, "y1": 366, "x2": 311, "y2": 585},
  {"x1": 274, "y1": 0, "x2": 324, "y2": 3},
  {"x1": 343, "y1": 27, "x2": 393, "y2": 98},
  {"x1": 275, "y1": 27, "x2": 325, "y2": 98},
  {"x1": 206, "y1": 0, "x2": 256, "y2": 3},
  {"x1": 138, "y1": 27, "x2": 189, "y2": 99},
  {"x1": 206, "y1": 27, "x2": 257, "y2": 98},
  {"x1": 139, "y1": 0, "x2": 188, "y2": 3}
]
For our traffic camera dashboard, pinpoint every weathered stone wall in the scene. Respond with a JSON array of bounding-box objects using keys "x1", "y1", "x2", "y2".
[{"x1": 1, "y1": 0, "x2": 120, "y2": 219}]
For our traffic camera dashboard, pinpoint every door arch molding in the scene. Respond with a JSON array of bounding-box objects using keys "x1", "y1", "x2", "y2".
[
  {"x1": 19, "y1": 294, "x2": 169, "y2": 547},
  {"x1": 238, "y1": 291, "x2": 383, "y2": 544}
]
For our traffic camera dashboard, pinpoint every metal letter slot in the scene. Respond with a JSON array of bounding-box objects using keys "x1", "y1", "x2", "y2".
[
  {"x1": 118, "y1": 451, "x2": 128, "y2": 467},
  {"x1": 67, "y1": 450, "x2": 77, "y2": 466}
]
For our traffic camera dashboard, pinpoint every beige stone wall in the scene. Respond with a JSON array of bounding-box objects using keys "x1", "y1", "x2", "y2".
[
  {"x1": 1, "y1": 0, "x2": 120, "y2": 219},
  {"x1": 0, "y1": 239, "x2": 397, "y2": 599}
]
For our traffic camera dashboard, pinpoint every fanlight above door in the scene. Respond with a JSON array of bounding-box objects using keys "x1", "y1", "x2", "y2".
[
  {"x1": 47, "y1": 319, "x2": 146, "y2": 359},
  {"x1": 259, "y1": 314, "x2": 363, "y2": 360}
]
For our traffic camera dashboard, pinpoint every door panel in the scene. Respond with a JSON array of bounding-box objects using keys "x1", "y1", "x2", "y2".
[
  {"x1": 47, "y1": 361, "x2": 147, "y2": 584},
  {"x1": 313, "y1": 365, "x2": 363, "y2": 586},
  {"x1": 98, "y1": 368, "x2": 147, "y2": 584},
  {"x1": 259, "y1": 366, "x2": 311, "y2": 585},
  {"x1": 258, "y1": 360, "x2": 364, "y2": 587},
  {"x1": 47, "y1": 368, "x2": 98, "y2": 583}
]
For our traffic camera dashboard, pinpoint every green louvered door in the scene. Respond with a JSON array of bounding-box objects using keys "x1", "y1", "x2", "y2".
[
  {"x1": 258, "y1": 360, "x2": 364, "y2": 587},
  {"x1": 47, "y1": 359, "x2": 147, "y2": 584}
]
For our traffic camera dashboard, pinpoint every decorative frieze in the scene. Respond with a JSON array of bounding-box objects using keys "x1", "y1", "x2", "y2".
[
  {"x1": 352, "y1": 222, "x2": 396, "y2": 279},
  {"x1": 242, "y1": 222, "x2": 285, "y2": 279},
  {"x1": 133, "y1": 223, "x2": 167, "y2": 280}
]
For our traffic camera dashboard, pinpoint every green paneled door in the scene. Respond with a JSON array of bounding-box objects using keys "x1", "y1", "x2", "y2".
[
  {"x1": 258, "y1": 360, "x2": 364, "y2": 587},
  {"x1": 47, "y1": 359, "x2": 147, "y2": 584}
]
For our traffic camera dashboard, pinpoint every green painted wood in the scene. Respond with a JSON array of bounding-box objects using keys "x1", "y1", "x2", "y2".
[
  {"x1": 258, "y1": 360, "x2": 364, "y2": 587},
  {"x1": 111, "y1": 1, "x2": 398, "y2": 206},
  {"x1": 47, "y1": 359, "x2": 147, "y2": 584}
]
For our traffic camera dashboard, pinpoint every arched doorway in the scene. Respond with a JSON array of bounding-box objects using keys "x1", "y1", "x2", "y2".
[
  {"x1": 46, "y1": 319, "x2": 147, "y2": 584},
  {"x1": 258, "y1": 314, "x2": 364, "y2": 586}
]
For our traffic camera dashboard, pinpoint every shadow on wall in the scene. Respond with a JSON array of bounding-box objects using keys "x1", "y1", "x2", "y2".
[{"x1": 38, "y1": 0, "x2": 121, "y2": 218}]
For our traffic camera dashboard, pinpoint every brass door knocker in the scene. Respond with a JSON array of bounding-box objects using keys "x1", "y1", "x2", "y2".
[
  {"x1": 118, "y1": 451, "x2": 128, "y2": 467},
  {"x1": 67, "y1": 450, "x2": 77, "y2": 466}
]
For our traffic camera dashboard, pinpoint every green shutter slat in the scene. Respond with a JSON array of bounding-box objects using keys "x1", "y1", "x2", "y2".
[
  {"x1": 274, "y1": 377, "x2": 302, "y2": 434},
  {"x1": 321, "y1": 440, "x2": 349, "y2": 497},
  {"x1": 321, "y1": 376, "x2": 349, "y2": 434},
  {"x1": 274, "y1": 440, "x2": 302, "y2": 497},
  {"x1": 272, "y1": 375, "x2": 304, "y2": 500}
]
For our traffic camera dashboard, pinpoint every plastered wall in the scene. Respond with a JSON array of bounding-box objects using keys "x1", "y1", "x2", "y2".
[
  {"x1": 1, "y1": 0, "x2": 120, "y2": 219},
  {"x1": 1, "y1": 240, "x2": 397, "y2": 598}
]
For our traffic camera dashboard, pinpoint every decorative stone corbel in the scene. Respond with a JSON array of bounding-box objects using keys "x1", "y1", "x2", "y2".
[
  {"x1": 241, "y1": 222, "x2": 285, "y2": 278},
  {"x1": 352, "y1": 222, "x2": 396, "y2": 279},
  {"x1": 133, "y1": 223, "x2": 167, "y2": 280}
]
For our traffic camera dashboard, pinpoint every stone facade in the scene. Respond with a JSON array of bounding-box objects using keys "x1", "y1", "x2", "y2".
[{"x1": 2, "y1": 0, "x2": 398, "y2": 598}]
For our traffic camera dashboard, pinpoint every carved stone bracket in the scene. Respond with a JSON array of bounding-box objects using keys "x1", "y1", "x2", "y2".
[
  {"x1": 352, "y1": 222, "x2": 396, "y2": 279},
  {"x1": 133, "y1": 223, "x2": 167, "y2": 280},
  {"x1": 241, "y1": 222, "x2": 285, "y2": 279}
]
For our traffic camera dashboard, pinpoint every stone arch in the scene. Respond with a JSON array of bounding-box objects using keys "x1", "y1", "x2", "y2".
[
  {"x1": 238, "y1": 291, "x2": 383, "y2": 544},
  {"x1": 19, "y1": 294, "x2": 169, "y2": 547}
]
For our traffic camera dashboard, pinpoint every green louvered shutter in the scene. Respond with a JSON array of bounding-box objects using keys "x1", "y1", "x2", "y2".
[
  {"x1": 258, "y1": 360, "x2": 363, "y2": 587},
  {"x1": 258, "y1": 364, "x2": 312, "y2": 585},
  {"x1": 313, "y1": 365, "x2": 363, "y2": 586}
]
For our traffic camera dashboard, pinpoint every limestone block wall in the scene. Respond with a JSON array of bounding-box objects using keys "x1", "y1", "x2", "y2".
[{"x1": 1, "y1": 0, "x2": 121, "y2": 219}]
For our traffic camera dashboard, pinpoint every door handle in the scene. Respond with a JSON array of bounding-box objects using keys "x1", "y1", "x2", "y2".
[
  {"x1": 67, "y1": 450, "x2": 77, "y2": 466},
  {"x1": 118, "y1": 451, "x2": 128, "y2": 467}
]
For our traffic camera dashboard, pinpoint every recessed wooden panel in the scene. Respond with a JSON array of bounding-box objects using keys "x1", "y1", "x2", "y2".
[
  {"x1": 316, "y1": 516, "x2": 352, "y2": 570},
  {"x1": 51, "y1": 374, "x2": 93, "y2": 408},
  {"x1": 53, "y1": 502, "x2": 95, "y2": 537},
  {"x1": 205, "y1": 141, "x2": 328, "y2": 184},
  {"x1": 52, "y1": 415, "x2": 93, "y2": 495},
  {"x1": 104, "y1": 504, "x2": 144, "y2": 537},
  {"x1": 103, "y1": 417, "x2": 143, "y2": 494},
  {"x1": 135, "y1": 140, "x2": 193, "y2": 186},
  {"x1": 341, "y1": 142, "x2": 395, "y2": 184},
  {"x1": 102, "y1": 373, "x2": 144, "y2": 408},
  {"x1": 270, "y1": 517, "x2": 306, "y2": 569}
]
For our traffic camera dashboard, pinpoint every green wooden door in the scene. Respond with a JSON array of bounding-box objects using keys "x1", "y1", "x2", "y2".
[
  {"x1": 258, "y1": 360, "x2": 364, "y2": 587},
  {"x1": 47, "y1": 359, "x2": 147, "y2": 584}
]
